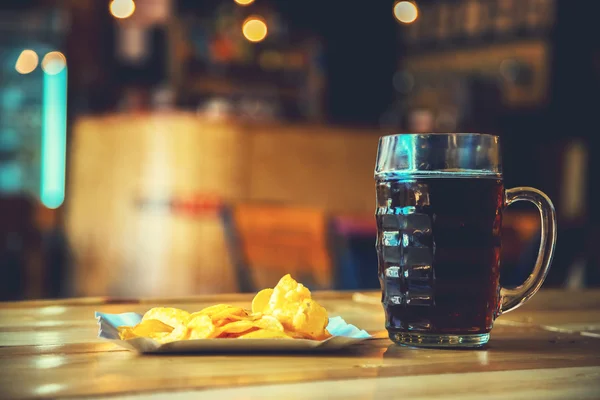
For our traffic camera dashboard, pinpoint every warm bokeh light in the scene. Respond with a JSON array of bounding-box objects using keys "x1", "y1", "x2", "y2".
[
  {"x1": 41, "y1": 51, "x2": 67, "y2": 75},
  {"x1": 110, "y1": 0, "x2": 136, "y2": 19},
  {"x1": 15, "y1": 49, "x2": 39, "y2": 74},
  {"x1": 242, "y1": 16, "x2": 268, "y2": 43},
  {"x1": 394, "y1": 1, "x2": 418, "y2": 24},
  {"x1": 234, "y1": 0, "x2": 255, "y2": 5}
]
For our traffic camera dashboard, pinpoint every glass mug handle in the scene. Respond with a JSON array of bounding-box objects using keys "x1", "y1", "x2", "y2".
[{"x1": 499, "y1": 187, "x2": 558, "y2": 315}]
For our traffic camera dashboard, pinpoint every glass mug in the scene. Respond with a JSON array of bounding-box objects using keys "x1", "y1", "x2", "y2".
[{"x1": 374, "y1": 133, "x2": 557, "y2": 348}]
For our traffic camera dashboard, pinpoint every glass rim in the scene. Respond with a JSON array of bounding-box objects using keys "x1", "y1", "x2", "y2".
[
  {"x1": 375, "y1": 132, "x2": 502, "y2": 180},
  {"x1": 379, "y1": 132, "x2": 499, "y2": 140}
]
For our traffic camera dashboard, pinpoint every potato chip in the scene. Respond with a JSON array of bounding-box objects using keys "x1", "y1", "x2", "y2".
[
  {"x1": 154, "y1": 324, "x2": 189, "y2": 344},
  {"x1": 211, "y1": 307, "x2": 248, "y2": 326},
  {"x1": 133, "y1": 319, "x2": 174, "y2": 336},
  {"x1": 219, "y1": 332, "x2": 247, "y2": 339},
  {"x1": 270, "y1": 274, "x2": 311, "y2": 309},
  {"x1": 219, "y1": 307, "x2": 247, "y2": 317},
  {"x1": 118, "y1": 274, "x2": 334, "y2": 343},
  {"x1": 313, "y1": 329, "x2": 332, "y2": 341},
  {"x1": 118, "y1": 326, "x2": 136, "y2": 340},
  {"x1": 248, "y1": 313, "x2": 264, "y2": 320},
  {"x1": 142, "y1": 307, "x2": 190, "y2": 329},
  {"x1": 261, "y1": 274, "x2": 329, "y2": 339},
  {"x1": 214, "y1": 320, "x2": 257, "y2": 336},
  {"x1": 118, "y1": 319, "x2": 174, "y2": 341},
  {"x1": 283, "y1": 329, "x2": 301, "y2": 339},
  {"x1": 290, "y1": 299, "x2": 329, "y2": 339},
  {"x1": 254, "y1": 315, "x2": 284, "y2": 332},
  {"x1": 191, "y1": 304, "x2": 234, "y2": 318},
  {"x1": 321, "y1": 329, "x2": 332, "y2": 340},
  {"x1": 239, "y1": 330, "x2": 292, "y2": 339},
  {"x1": 251, "y1": 288, "x2": 273, "y2": 314},
  {"x1": 187, "y1": 314, "x2": 215, "y2": 340},
  {"x1": 283, "y1": 330, "x2": 328, "y2": 340}
]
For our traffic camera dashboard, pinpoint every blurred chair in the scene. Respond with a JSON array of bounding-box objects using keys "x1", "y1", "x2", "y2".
[
  {"x1": 329, "y1": 215, "x2": 379, "y2": 290},
  {"x1": 221, "y1": 203, "x2": 332, "y2": 292}
]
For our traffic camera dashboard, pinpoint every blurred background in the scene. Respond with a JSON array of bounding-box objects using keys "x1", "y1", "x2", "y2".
[{"x1": 0, "y1": 0, "x2": 599, "y2": 300}]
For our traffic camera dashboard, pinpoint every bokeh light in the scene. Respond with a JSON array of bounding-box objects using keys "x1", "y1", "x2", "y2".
[
  {"x1": 234, "y1": 0, "x2": 255, "y2": 5},
  {"x1": 258, "y1": 51, "x2": 283, "y2": 70},
  {"x1": 15, "y1": 49, "x2": 39, "y2": 74},
  {"x1": 41, "y1": 52, "x2": 67, "y2": 75},
  {"x1": 242, "y1": 16, "x2": 268, "y2": 43},
  {"x1": 110, "y1": 0, "x2": 136, "y2": 19},
  {"x1": 394, "y1": 1, "x2": 418, "y2": 24}
]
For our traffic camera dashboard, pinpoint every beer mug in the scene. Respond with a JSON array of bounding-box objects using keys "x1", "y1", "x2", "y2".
[{"x1": 375, "y1": 133, "x2": 557, "y2": 347}]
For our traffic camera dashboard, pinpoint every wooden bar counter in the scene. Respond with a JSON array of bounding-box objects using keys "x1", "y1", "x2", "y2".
[{"x1": 1, "y1": 290, "x2": 599, "y2": 399}]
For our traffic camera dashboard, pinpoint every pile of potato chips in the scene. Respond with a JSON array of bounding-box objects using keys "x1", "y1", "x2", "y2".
[{"x1": 118, "y1": 274, "x2": 331, "y2": 343}]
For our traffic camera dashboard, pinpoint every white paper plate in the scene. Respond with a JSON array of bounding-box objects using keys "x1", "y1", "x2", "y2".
[{"x1": 95, "y1": 312, "x2": 372, "y2": 353}]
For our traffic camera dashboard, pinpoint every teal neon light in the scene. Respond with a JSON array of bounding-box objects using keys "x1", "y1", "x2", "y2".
[{"x1": 41, "y1": 67, "x2": 67, "y2": 209}]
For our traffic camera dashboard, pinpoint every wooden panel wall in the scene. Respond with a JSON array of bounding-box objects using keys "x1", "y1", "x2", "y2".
[
  {"x1": 66, "y1": 113, "x2": 381, "y2": 297},
  {"x1": 246, "y1": 123, "x2": 379, "y2": 214}
]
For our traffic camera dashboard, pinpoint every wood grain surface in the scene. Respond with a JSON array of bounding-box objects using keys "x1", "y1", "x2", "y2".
[{"x1": 0, "y1": 290, "x2": 599, "y2": 399}]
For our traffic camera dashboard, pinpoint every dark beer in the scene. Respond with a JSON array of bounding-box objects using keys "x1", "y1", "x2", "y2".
[{"x1": 376, "y1": 177, "x2": 503, "y2": 338}]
